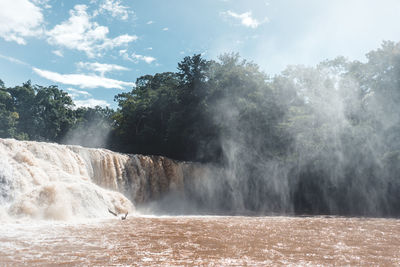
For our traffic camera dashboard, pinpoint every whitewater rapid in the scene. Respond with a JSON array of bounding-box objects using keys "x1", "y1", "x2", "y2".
[
  {"x1": 0, "y1": 139, "x2": 188, "y2": 220},
  {"x1": 0, "y1": 139, "x2": 132, "y2": 220}
]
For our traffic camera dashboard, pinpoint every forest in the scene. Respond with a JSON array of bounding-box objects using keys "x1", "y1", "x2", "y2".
[{"x1": 1, "y1": 41, "x2": 400, "y2": 216}]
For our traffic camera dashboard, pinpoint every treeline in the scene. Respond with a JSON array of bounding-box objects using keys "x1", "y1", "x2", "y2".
[
  {"x1": 0, "y1": 80, "x2": 113, "y2": 145},
  {"x1": 1, "y1": 41, "x2": 400, "y2": 216}
]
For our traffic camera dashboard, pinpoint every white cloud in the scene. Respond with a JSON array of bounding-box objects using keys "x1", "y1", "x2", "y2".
[
  {"x1": 162, "y1": 27, "x2": 169, "y2": 31},
  {"x1": 31, "y1": 0, "x2": 51, "y2": 8},
  {"x1": 67, "y1": 88, "x2": 92, "y2": 99},
  {"x1": 74, "y1": 98, "x2": 110, "y2": 108},
  {"x1": 0, "y1": 54, "x2": 30, "y2": 66},
  {"x1": 0, "y1": 0, "x2": 44, "y2": 44},
  {"x1": 119, "y1": 50, "x2": 156, "y2": 64},
  {"x1": 46, "y1": 5, "x2": 137, "y2": 57},
  {"x1": 133, "y1": 54, "x2": 156, "y2": 64},
  {"x1": 52, "y1": 50, "x2": 63, "y2": 57},
  {"x1": 119, "y1": 49, "x2": 127, "y2": 56},
  {"x1": 99, "y1": 34, "x2": 137, "y2": 49},
  {"x1": 77, "y1": 61, "x2": 129, "y2": 76},
  {"x1": 221, "y1": 10, "x2": 268, "y2": 29},
  {"x1": 96, "y1": 0, "x2": 130, "y2": 20},
  {"x1": 33, "y1": 67, "x2": 135, "y2": 89}
]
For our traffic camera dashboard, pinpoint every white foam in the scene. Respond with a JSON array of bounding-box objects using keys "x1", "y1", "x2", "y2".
[{"x1": 0, "y1": 139, "x2": 133, "y2": 221}]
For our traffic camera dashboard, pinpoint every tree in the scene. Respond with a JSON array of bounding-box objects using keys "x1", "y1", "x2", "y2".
[
  {"x1": 167, "y1": 54, "x2": 212, "y2": 161},
  {"x1": 113, "y1": 72, "x2": 180, "y2": 156},
  {"x1": 3, "y1": 81, "x2": 74, "y2": 141},
  {"x1": 6, "y1": 81, "x2": 36, "y2": 138},
  {"x1": 33, "y1": 85, "x2": 74, "y2": 141},
  {"x1": 0, "y1": 80, "x2": 19, "y2": 138}
]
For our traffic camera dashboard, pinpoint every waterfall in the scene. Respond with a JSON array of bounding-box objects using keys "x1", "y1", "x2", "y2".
[
  {"x1": 0, "y1": 139, "x2": 122, "y2": 220},
  {"x1": 0, "y1": 138, "x2": 198, "y2": 220},
  {"x1": 0, "y1": 138, "x2": 297, "y2": 219}
]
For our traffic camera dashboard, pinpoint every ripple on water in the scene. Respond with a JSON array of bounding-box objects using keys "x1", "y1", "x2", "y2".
[{"x1": 0, "y1": 216, "x2": 400, "y2": 266}]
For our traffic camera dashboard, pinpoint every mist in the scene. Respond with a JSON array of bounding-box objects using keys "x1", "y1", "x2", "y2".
[
  {"x1": 62, "y1": 117, "x2": 112, "y2": 148},
  {"x1": 139, "y1": 42, "x2": 400, "y2": 217},
  {"x1": 61, "y1": 106, "x2": 114, "y2": 149}
]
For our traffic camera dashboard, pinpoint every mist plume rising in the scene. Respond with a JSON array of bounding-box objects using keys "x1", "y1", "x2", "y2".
[
  {"x1": 146, "y1": 43, "x2": 400, "y2": 217},
  {"x1": 61, "y1": 106, "x2": 114, "y2": 149}
]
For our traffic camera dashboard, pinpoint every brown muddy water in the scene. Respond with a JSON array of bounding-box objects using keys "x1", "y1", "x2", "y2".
[{"x1": 0, "y1": 216, "x2": 399, "y2": 266}]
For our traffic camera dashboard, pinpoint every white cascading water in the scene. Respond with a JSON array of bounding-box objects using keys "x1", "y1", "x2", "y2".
[
  {"x1": 0, "y1": 138, "x2": 134, "y2": 220},
  {"x1": 0, "y1": 138, "x2": 191, "y2": 221}
]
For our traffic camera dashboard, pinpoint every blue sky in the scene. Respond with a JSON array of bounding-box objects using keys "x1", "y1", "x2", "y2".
[{"x1": 1, "y1": 0, "x2": 400, "y2": 108}]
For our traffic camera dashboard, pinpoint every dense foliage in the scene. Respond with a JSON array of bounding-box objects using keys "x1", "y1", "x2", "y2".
[
  {"x1": 0, "y1": 81, "x2": 114, "y2": 145},
  {"x1": 112, "y1": 54, "x2": 288, "y2": 162},
  {"x1": 1, "y1": 41, "x2": 400, "y2": 216}
]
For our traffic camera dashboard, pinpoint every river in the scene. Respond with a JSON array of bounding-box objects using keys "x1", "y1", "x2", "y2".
[{"x1": 1, "y1": 216, "x2": 399, "y2": 266}]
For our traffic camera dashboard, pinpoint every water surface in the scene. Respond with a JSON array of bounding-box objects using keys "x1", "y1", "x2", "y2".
[{"x1": 1, "y1": 216, "x2": 399, "y2": 266}]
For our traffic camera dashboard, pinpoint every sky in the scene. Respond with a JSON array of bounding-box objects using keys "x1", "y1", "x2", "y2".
[{"x1": 1, "y1": 0, "x2": 400, "y2": 108}]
